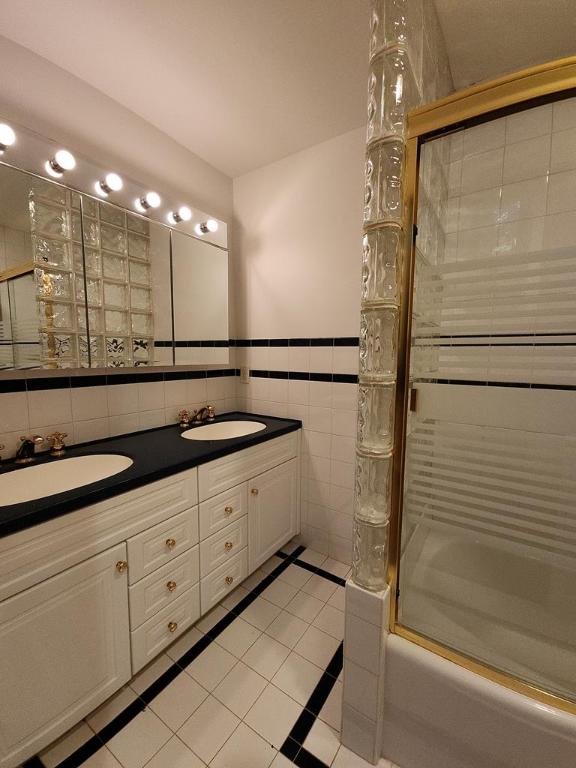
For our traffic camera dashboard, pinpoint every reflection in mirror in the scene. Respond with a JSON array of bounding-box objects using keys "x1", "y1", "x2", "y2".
[{"x1": 171, "y1": 230, "x2": 229, "y2": 365}]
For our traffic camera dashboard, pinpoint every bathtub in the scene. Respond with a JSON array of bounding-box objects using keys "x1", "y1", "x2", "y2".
[{"x1": 380, "y1": 633, "x2": 576, "y2": 768}]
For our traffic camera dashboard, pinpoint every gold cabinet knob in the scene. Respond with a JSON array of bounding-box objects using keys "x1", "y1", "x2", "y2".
[
  {"x1": 225, "y1": 575, "x2": 234, "y2": 585},
  {"x1": 115, "y1": 560, "x2": 128, "y2": 573},
  {"x1": 166, "y1": 538, "x2": 176, "y2": 549},
  {"x1": 251, "y1": 488, "x2": 259, "y2": 496},
  {"x1": 224, "y1": 505, "x2": 233, "y2": 515},
  {"x1": 166, "y1": 580, "x2": 177, "y2": 592},
  {"x1": 224, "y1": 541, "x2": 233, "y2": 551},
  {"x1": 168, "y1": 621, "x2": 178, "y2": 633}
]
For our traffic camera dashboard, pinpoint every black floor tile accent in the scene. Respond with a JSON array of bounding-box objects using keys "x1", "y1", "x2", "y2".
[{"x1": 277, "y1": 550, "x2": 347, "y2": 588}]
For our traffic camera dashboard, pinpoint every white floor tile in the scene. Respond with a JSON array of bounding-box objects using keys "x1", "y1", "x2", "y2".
[
  {"x1": 129, "y1": 653, "x2": 173, "y2": 695},
  {"x1": 242, "y1": 568, "x2": 267, "y2": 591},
  {"x1": 280, "y1": 538, "x2": 300, "y2": 555},
  {"x1": 285, "y1": 591, "x2": 324, "y2": 622},
  {"x1": 242, "y1": 633, "x2": 291, "y2": 680},
  {"x1": 294, "y1": 625, "x2": 341, "y2": 669},
  {"x1": 270, "y1": 754, "x2": 294, "y2": 768},
  {"x1": 222, "y1": 585, "x2": 250, "y2": 610},
  {"x1": 265, "y1": 611, "x2": 309, "y2": 649},
  {"x1": 313, "y1": 605, "x2": 345, "y2": 640},
  {"x1": 186, "y1": 642, "x2": 237, "y2": 691},
  {"x1": 145, "y1": 736, "x2": 205, "y2": 768},
  {"x1": 240, "y1": 596, "x2": 282, "y2": 630},
  {"x1": 319, "y1": 679, "x2": 343, "y2": 732},
  {"x1": 322, "y1": 557, "x2": 350, "y2": 579},
  {"x1": 260, "y1": 555, "x2": 284, "y2": 574},
  {"x1": 178, "y1": 696, "x2": 240, "y2": 764},
  {"x1": 81, "y1": 747, "x2": 123, "y2": 768},
  {"x1": 210, "y1": 722, "x2": 276, "y2": 768},
  {"x1": 272, "y1": 652, "x2": 324, "y2": 706},
  {"x1": 303, "y1": 719, "x2": 340, "y2": 765},
  {"x1": 215, "y1": 616, "x2": 261, "y2": 657},
  {"x1": 86, "y1": 686, "x2": 138, "y2": 732},
  {"x1": 213, "y1": 661, "x2": 268, "y2": 718},
  {"x1": 261, "y1": 579, "x2": 298, "y2": 608},
  {"x1": 149, "y1": 671, "x2": 208, "y2": 730},
  {"x1": 301, "y1": 574, "x2": 338, "y2": 602},
  {"x1": 327, "y1": 586, "x2": 346, "y2": 611},
  {"x1": 298, "y1": 549, "x2": 327, "y2": 567},
  {"x1": 196, "y1": 605, "x2": 229, "y2": 633},
  {"x1": 106, "y1": 708, "x2": 171, "y2": 768},
  {"x1": 166, "y1": 627, "x2": 204, "y2": 662},
  {"x1": 277, "y1": 563, "x2": 312, "y2": 589},
  {"x1": 39, "y1": 722, "x2": 93, "y2": 768},
  {"x1": 244, "y1": 683, "x2": 302, "y2": 749}
]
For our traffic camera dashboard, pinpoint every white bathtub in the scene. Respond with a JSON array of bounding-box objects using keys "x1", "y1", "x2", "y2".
[{"x1": 381, "y1": 634, "x2": 576, "y2": 768}]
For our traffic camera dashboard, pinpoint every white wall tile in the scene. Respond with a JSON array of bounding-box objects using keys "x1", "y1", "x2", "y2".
[
  {"x1": 343, "y1": 660, "x2": 379, "y2": 720},
  {"x1": 332, "y1": 409, "x2": 357, "y2": 437},
  {"x1": 186, "y1": 378, "x2": 208, "y2": 403},
  {"x1": 71, "y1": 386, "x2": 108, "y2": 421},
  {"x1": 506, "y1": 103, "x2": 552, "y2": 143},
  {"x1": 288, "y1": 379, "x2": 309, "y2": 405},
  {"x1": 457, "y1": 226, "x2": 498, "y2": 261},
  {"x1": 138, "y1": 381, "x2": 165, "y2": 411},
  {"x1": 503, "y1": 134, "x2": 550, "y2": 184},
  {"x1": 268, "y1": 346, "x2": 289, "y2": 370},
  {"x1": 268, "y1": 378, "x2": 289, "y2": 402},
  {"x1": 0, "y1": 391, "x2": 29, "y2": 433},
  {"x1": 331, "y1": 434, "x2": 356, "y2": 464},
  {"x1": 309, "y1": 347, "x2": 333, "y2": 373},
  {"x1": 164, "y1": 379, "x2": 188, "y2": 408},
  {"x1": 462, "y1": 119, "x2": 505, "y2": 158},
  {"x1": 332, "y1": 383, "x2": 358, "y2": 411},
  {"x1": 500, "y1": 176, "x2": 547, "y2": 223},
  {"x1": 304, "y1": 430, "x2": 332, "y2": 458},
  {"x1": 552, "y1": 97, "x2": 576, "y2": 132},
  {"x1": 107, "y1": 383, "x2": 139, "y2": 416},
  {"x1": 542, "y1": 211, "x2": 576, "y2": 249},
  {"x1": 344, "y1": 613, "x2": 381, "y2": 674},
  {"x1": 309, "y1": 381, "x2": 333, "y2": 407},
  {"x1": 547, "y1": 170, "x2": 576, "y2": 214},
  {"x1": 551, "y1": 127, "x2": 576, "y2": 173},
  {"x1": 139, "y1": 409, "x2": 165, "y2": 430},
  {"x1": 308, "y1": 406, "x2": 332, "y2": 433},
  {"x1": 288, "y1": 346, "x2": 310, "y2": 372},
  {"x1": 109, "y1": 413, "x2": 140, "y2": 437},
  {"x1": 332, "y1": 347, "x2": 358, "y2": 375},
  {"x1": 460, "y1": 148, "x2": 503, "y2": 195},
  {"x1": 28, "y1": 388, "x2": 72, "y2": 428},
  {"x1": 458, "y1": 187, "x2": 500, "y2": 231},
  {"x1": 497, "y1": 217, "x2": 545, "y2": 255},
  {"x1": 74, "y1": 417, "x2": 110, "y2": 444}
]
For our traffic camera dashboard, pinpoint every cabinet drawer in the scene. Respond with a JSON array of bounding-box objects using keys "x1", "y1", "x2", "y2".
[
  {"x1": 127, "y1": 507, "x2": 199, "y2": 584},
  {"x1": 129, "y1": 546, "x2": 199, "y2": 629},
  {"x1": 131, "y1": 583, "x2": 200, "y2": 673},
  {"x1": 198, "y1": 432, "x2": 299, "y2": 501},
  {"x1": 199, "y1": 484, "x2": 247, "y2": 540},
  {"x1": 200, "y1": 548, "x2": 248, "y2": 614},
  {"x1": 200, "y1": 518, "x2": 247, "y2": 578}
]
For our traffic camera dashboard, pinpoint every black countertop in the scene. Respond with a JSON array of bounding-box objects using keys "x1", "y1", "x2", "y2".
[{"x1": 0, "y1": 412, "x2": 301, "y2": 538}]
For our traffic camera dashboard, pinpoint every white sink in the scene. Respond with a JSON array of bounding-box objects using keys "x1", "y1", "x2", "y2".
[
  {"x1": 0, "y1": 454, "x2": 134, "y2": 505},
  {"x1": 181, "y1": 420, "x2": 266, "y2": 441}
]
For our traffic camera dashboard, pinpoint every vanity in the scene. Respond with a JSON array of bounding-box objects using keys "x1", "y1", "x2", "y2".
[{"x1": 0, "y1": 414, "x2": 301, "y2": 768}]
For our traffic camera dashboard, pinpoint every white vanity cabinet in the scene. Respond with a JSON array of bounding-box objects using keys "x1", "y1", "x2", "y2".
[{"x1": 0, "y1": 428, "x2": 300, "y2": 768}]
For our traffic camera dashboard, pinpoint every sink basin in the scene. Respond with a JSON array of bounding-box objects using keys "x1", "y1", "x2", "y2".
[
  {"x1": 0, "y1": 454, "x2": 133, "y2": 505},
  {"x1": 181, "y1": 420, "x2": 266, "y2": 441}
]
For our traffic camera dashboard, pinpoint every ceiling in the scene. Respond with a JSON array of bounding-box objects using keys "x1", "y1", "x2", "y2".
[
  {"x1": 0, "y1": 0, "x2": 370, "y2": 178},
  {"x1": 435, "y1": 0, "x2": 576, "y2": 89}
]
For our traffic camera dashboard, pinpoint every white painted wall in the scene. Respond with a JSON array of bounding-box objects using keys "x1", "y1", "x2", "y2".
[{"x1": 0, "y1": 35, "x2": 232, "y2": 221}]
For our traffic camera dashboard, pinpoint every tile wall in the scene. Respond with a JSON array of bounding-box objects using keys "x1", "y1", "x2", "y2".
[{"x1": 234, "y1": 340, "x2": 359, "y2": 565}]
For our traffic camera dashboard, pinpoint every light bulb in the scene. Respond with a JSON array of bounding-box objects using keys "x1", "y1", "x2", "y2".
[
  {"x1": 206, "y1": 218, "x2": 218, "y2": 232},
  {"x1": 0, "y1": 123, "x2": 16, "y2": 153},
  {"x1": 145, "y1": 191, "x2": 161, "y2": 208},
  {"x1": 95, "y1": 181, "x2": 108, "y2": 197},
  {"x1": 105, "y1": 173, "x2": 123, "y2": 191},
  {"x1": 134, "y1": 198, "x2": 146, "y2": 213},
  {"x1": 196, "y1": 219, "x2": 219, "y2": 235},
  {"x1": 46, "y1": 149, "x2": 76, "y2": 177},
  {"x1": 168, "y1": 205, "x2": 193, "y2": 224}
]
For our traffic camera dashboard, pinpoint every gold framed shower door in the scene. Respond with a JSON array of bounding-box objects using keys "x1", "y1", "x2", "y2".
[{"x1": 388, "y1": 55, "x2": 576, "y2": 717}]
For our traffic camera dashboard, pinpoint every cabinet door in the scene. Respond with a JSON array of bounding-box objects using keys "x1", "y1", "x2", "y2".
[
  {"x1": 248, "y1": 458, "x2": 300, "y2": 572},
  {"x1": 0, "y1": 543, "x2": 130, "y2": 768}
]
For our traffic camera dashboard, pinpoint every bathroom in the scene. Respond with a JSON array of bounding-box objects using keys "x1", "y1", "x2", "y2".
[{"x1": 0, "y1": 1, "x2": 575, "y2": 767}]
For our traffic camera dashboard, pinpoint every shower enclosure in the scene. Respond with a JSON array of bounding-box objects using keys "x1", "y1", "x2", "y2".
[{"x1": 384, "y1": 57, "x2": 576, "y2": 715}]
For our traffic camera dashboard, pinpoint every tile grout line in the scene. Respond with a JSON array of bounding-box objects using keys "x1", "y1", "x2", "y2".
[{"x1": 29, "y1": 544, "x2": 347, "y2": 768}]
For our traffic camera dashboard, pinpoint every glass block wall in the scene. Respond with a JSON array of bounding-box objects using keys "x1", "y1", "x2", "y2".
[
  {"x1": 352, "y1": 0, "x2": 453, "y2": 590},
  {"x1": 30, "y1": 181, "x2": 154, "y2": 369}
]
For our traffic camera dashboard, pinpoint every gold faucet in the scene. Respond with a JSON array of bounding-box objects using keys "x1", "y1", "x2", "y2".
[
  {"x1": 177, "y1": 409, "x2": 192, "y2": 428},
  {"x1": 15, "y1": 435, "x2": 45, "y2": 464},
  {"x1": 193, "y1": 405, "x2": 216, "y2": 423},
  {"x1": 47, "y1": 431, "x2": 68, "y2": 457}
]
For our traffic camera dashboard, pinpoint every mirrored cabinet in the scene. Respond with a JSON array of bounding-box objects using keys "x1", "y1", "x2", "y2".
[{"x1": 0, "y1": 164, "x2": 228, "y2": 372}]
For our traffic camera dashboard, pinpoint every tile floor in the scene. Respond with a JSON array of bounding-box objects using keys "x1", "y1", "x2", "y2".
[{"x1": 32, "y1": 544, "x2": 400, "y2": 768}]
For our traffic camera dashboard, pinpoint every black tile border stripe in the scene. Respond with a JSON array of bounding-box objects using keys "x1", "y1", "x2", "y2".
[
  {"x1": 418, "y1": 378, "x2": 576, "y2": 391},
  {"x1": 232, "y1": 337, "x2": 359, "y2": 347},
  {"x1": 250, "y1": 369, "x2": 358, "y2": 384},
  {"x1": 36, "y1": 543, "x2": 350, "y2": 768}
]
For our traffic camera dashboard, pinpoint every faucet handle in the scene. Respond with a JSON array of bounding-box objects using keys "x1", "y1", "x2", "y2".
[
  {"x1": 207, "y1": 404, "x2": 216, "y2": 421},
  {"x1": 47, "y1": 431, "x2": 67, "y2": 456},
  {"x1": 20, "y1": 435, "x2": 45, "y2": 445},
  {"x1": 177, "y1": 409, "x2": 191, "y2": 428}
]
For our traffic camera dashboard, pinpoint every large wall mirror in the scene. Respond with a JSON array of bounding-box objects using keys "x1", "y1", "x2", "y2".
[{"x1": 0, "y1": 163, "x2": 228, "y2": 371}]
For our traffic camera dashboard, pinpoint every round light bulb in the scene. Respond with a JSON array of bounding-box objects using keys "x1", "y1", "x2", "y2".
[
  {"x1": 194, "y1": 223, "x2": 204, "y2": 236},
  {"x1": 178, "y1": 206, "x2": 192, "y2": 221},
  {"x1": 134, "y1": 198, "x2": 146, "y2": 213},
  {"x1": 54, "y1": 149, "x2": 76, "y2": 171},
  {"x1": 145, "y1": 191, "x2": 161, "y2": 208},
  {"x1": 95, "y1": 180, "x2": 108, "y2": 197},
  {"x1": 0, "y1": 123, "x2": 16, "y2": 151},
  {"x1": 166, "y1": 212, "x2": 177, "y2": 225},
  {"x1": 206, "y1": 218, "x2": 218, "y2": 232},
  {"x1": 45, "y1": 160, "x2": 63, "y2": 178},
  {"x1": 105, "y1": 172, "x2": 123, "y2": 191}
]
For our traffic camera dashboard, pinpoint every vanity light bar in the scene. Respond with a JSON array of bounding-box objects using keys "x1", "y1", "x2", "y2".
[
  {"x1": 0, "y1": 123, "x2": 16, "y2": 154},
  {"x1": 45, "y1": 149, "x2": 76, "y2": 178}
]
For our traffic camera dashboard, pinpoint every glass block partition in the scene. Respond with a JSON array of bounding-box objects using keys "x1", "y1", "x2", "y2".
[
  {"x1": 30, "y1": 181, "x2": 154, "y2": 368},
  {"x1": 352, "y1": 0, "x2": 452, "y2": 590}
]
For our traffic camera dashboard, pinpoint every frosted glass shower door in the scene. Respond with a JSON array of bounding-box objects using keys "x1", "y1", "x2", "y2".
[{"x1": 397, "y1": 100, "x2": 576, "y2": 704}]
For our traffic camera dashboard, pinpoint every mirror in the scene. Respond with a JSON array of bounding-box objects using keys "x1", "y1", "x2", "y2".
[
  {"x1": 0, "y1": 163, "x2": 228, "y2": 371},
  {"x1": 171, "y1": 230, "x2": 229, "y2": 365}
]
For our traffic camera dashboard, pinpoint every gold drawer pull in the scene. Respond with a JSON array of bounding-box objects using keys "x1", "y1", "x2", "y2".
[
  {"x1": 168, "y1": 621, "x2": 178, "y2": 633},
  {"x1": 115, "y1": 560, "x2": 128, "y2": 573},
  {"x1": 224, "y1": 505, "x2": 233, "y2": 515},
  {"x1": 225, "y1": 575, "x2": 234, "y2": 585},
  {"x1": 224, "y1": 541, "x2": 233, "y2": 551},
  {"x1": 251, "y1": 488, "x2": 259, "y2": 496},
  {"x1": 167, "y1": 580, "x2": 177, "y2": 592},
  {"x1": 166, "y1": 538, "x2": 176, "y2": 549}
]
